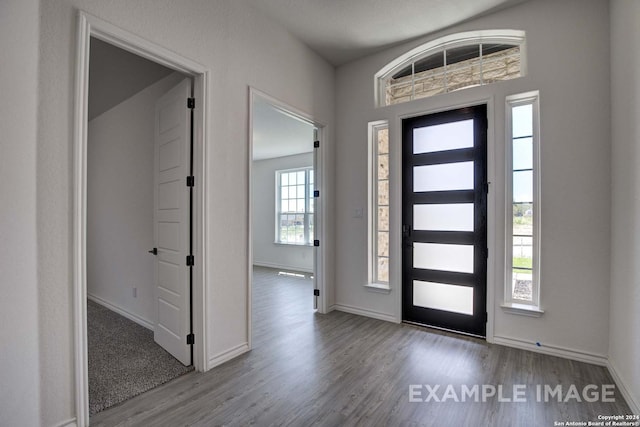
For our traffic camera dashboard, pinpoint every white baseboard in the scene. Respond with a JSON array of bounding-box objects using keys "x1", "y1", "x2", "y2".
[
  {"x1": 208, "y1": 343, "x2": 250, "y2": 370},
  {"x1": 332, "y1": 303, "x2": 398, "y2": 323},
  {"x1": 87, "y1": 294, "x2": 154, "y2": 331},
  {"x1": 51, "y1": 418, "x2": 77, "y2": 427},
  {"x1": 493, "y1": 335, "x2": 608, "y2": 366},
  {"x1": 253, "y1": 261, "x2": 313, "y2": 274},
  {"x1": 607, "y1": 359, "x2": 640, "y2": 415}
]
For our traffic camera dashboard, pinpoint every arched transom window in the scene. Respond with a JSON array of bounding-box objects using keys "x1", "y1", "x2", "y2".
[{"x1": 375, "y1": 30, "x2": 526, "y2": 107}]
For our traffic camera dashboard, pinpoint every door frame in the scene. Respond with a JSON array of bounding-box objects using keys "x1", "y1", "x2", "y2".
[
  {"x1": 393, "y1": 97, "x2": 496, "y2": 341},
  {"x1": 247, "y1": 88, "x2": 328, "y2": 348},
  {"x1": 73, "y1": 11, "x2": 210, "y2": 426}
]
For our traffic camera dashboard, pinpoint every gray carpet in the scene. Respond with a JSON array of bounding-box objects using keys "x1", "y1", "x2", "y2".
[{"x1": 88, "y1": 300, "x2": 194, "y2": 416}]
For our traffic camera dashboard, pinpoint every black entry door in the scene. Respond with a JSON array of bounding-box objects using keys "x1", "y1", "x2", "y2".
[{"x1": 402, "y1": 105, "x2": 488, "y2": 337}]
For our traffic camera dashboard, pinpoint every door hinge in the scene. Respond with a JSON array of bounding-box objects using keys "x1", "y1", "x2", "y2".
[
  {"x1": 313, "y1": 140, "x2": 320, "y2": 148},
  {"x1": 187, "y1": 97, "x2": 195, "y2": 109},
  {"x1": 485, "y1": 312, "x2": 488, "y2": 323},
  {"x1": 484, "y1": 182, "x2": 490, "y2": 194},
  {"x1": 313, "y1": 190, "x2": 320, "y2": 198},
  {"x1": 313, "y1": 240, "x2": 320, "y2": 247},
  {"x1": 187, "y1": 333, "x2": 195, "y2": 345},
  {"x1": 313, "y1": 289, "x2": 320, "y2": 297},
  {"x1": 186, "y1": 255, "x2": 194, "y2": 266},
  {"x1": 186, "y1": 176, "x2": 195, "y2": 187}
]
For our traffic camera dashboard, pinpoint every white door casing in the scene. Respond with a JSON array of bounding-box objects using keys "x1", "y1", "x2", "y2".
[{"x1": 154, "y1": 77, "x2": 192, "y2": 365}]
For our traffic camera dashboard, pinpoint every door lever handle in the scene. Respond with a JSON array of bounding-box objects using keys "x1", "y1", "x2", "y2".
[{"x1": 148, "y1": 248, "x2": 158, "y2": 255}]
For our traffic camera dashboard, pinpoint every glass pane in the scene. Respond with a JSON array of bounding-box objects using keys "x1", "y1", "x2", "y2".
[
  {"x1": 446, "y1": 45, "x2": 480, "y2": 66},
  {"x1": 377, "y1": 128, "x2": 389, "y2": 154},
  {"x1": 281, "y1": 201, "x2": 287, "y2": 212},
  {"x1": 513, "y1": 203, "x2": 533, "y2": 236},
  {"x1": 377, "y1": 257, "x2": 389, "y2": 282},
  {"x1": 413, "y1": 203, "x2": 474, "y2": 231},
  {"x1": 378, "y1": 154, "x2": 389, "y2": 180},
  {"x1": 413, "y1": 280, "x2": 474, "y2": 315},
  {"x1": 512, "y1": 104, "x2": 533, "y2": 138},
  {"x1": 281, "y1": 187, "x2": 289, "y2": 199},
  {"x1": 297, "y1": 199, "x2": 305, "y2": 212},
  {"x1": 297, "y1": 185, "x2": 305, "y2": 200},
  {"x1": 413, "y1": 119, "x2": 474, "y2": 154},
  {"x1": 378, "y1": 207, "x2": 389, "y2": 231},
  {"x1": 288, "y1": 201, "x2": 296, "y2": 212},
  {"x1": 413, "y1": 161, "x2": 474, "y2": 192},
  {"x1": 446, "y1": 63, "x2": 481, "y2": 92},
  {"x1": 414, "y1": 52, "x2": 444, "y2": 74},
  {"x1": 297, "y1": 171, "x2": 305, "y2": 183},
  {"x1": 309, "y1": 213, "x2": 314, "y2": 240},
  {"x1": 309, "y1": 170, "x2": 314, "y2": 184},
  {"x1": 377, "y1": 231, "x2": 389, "y2": 257},
  {"x1": 513, "y1": 137, "x2": 533, "y2": 170},
  {"x1": 413, "y1": 242, "x2": 474, "y2": 273},
  {"x1": 513, "y1": 235, "x2": 533, "y2": 264},
  {"x1": 281, "y1": 173, "x2": 288, "y2": 186},
  {"x1": 513, "y1": 170, "x2": 533, "y2": 203},
  {"x1": 288, "y1": 172, "x2": 296, "y2": 186},
  {"x1": 378, "y1": 180, "x2": 389, "y2": 206}
]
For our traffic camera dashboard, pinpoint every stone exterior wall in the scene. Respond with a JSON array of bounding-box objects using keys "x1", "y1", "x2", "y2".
[{"x1": 385, "y1": 46, "x2": 521, "y2": 105}]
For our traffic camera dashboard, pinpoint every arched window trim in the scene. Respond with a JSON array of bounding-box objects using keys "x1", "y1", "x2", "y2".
[{"x1": 375, "y1": 29, "x2": 527, "y2": 107}]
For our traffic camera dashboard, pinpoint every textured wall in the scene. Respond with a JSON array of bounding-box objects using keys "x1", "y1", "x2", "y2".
[
  {"x1": 0, "y1": 0, "x2": 41, "y2": 425},
  {"x1": 609, "y1": 0, "x2": 640, "y2": 414}
]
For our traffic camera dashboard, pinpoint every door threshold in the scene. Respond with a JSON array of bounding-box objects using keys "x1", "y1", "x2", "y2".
[{"x1": 402, "y1": 320, "x2": 486, "y2": 340}]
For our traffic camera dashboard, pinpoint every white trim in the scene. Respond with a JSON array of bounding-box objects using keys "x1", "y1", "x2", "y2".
[
  {"x1": 52, "y1": 418, "x2": 78, "y2": 427},
  {"x1": 253, "y1": 261, "x2": 314, "y2": 274},
  {"x1": 500, "y1": 302, "x2": 544, "y2": 317},
  {"x1": 493, "y1": 335, "x2": 608, "y2": 366},
  {"x1": 374, "y1": 29, "x2": 527, "y2": 107},
  {"x1": 87, "y1": 294, "x2": 154, "y2": 331},
  {"x1": 607, "y1": 360, "x2": 640, "y2": 415},
  {"x1": 505, "y1": 90, "x2": 541, "y2": 309},
  {"x1": 73, "y1": 10, "x2": 210, "y2": 426},
  {"x1": 394, "y1": 97, "x2": 496, "y2": 340},
  {"x1": 364, "y1": 282, "x2": 392, "y2": 294},
  {"x1": 248, "y1": 87, "x2": 329, "y2": 342},
  {"x1": 208, "y1": 343, "x2": 250, "y2": 370},
  {"x1": 368, "y1": 120, "x2": 390, "y2": 287},
  {"x1": 333, "y1": 303, "x2": 398, "y2": 323}
]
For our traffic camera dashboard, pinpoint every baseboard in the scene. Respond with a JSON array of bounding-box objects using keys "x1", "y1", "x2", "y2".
[
  {"x1": 208, "y1": 343, "x2": 250, "y2": 370},
  {"x1": 87, "y1": 294, "x2": 154, "y2": 331},
  {"x1": 51, "y1": 418, "x2": 77, "y2": 427},
  {"x1": 493, "y1": 335, "x2": 608, "y2": 366},
  {"x1": 333, "y1": 303, "x2": 397, "y2": 323},
  {"x1": 607, "y1": 359, "x2": 640, "y2": 415},
  {"x1": 253, "y1": 261, "x2": 313, "y2": 274}
]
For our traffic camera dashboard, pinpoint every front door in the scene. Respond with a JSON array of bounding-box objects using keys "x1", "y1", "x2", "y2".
[{"x1": 402, "y1": 105, "x2": 488, "y2": 337}]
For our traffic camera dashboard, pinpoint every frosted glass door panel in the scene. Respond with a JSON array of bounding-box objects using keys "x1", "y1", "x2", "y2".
[
  {"x1": 413, "y1": 242, "x2": 474, "y2": 273},
  {"x1": 413, "y1": 280, "x2": 474, "y2": 315},
  {"x1": 414, "y1": 161, "x2": 474, "y2": 192},
  {"x1": 414, "y1": 203, "x2": 474, "y2": 231},
  {"x1": 413, "y1": 119, "x2": 474, "y2": 154}
]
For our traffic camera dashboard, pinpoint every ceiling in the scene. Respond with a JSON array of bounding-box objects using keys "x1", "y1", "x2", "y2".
[
  {"x1": 89, "y1": 38, "x2": 175, "y2": 120},
  {"x1": 252, "y1": 97, "x2": 315, "y2": 161},
  {"x1": 245, "y1": 0, "x2": 526, "y2": 65}
]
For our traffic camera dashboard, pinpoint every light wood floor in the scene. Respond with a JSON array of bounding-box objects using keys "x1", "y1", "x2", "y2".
[{"x1": 91, "y1": 266, "x2": 631, "y2": 426}]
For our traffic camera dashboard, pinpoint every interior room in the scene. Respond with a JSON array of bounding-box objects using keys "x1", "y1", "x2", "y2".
[
  {"x1": 85, "y1": 38, "x2": 195, "y2": 415},
  {"x1": 2, "y1": 0, "x2": 639, "y2": 426}
]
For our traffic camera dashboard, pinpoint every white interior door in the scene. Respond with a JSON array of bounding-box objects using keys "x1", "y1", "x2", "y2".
[{"x1": 153, "y1": 78, "x2": 192, "y2": 365}]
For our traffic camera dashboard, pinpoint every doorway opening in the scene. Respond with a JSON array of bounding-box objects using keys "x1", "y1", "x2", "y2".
[
  {"x1": 402, "y1": 105, "x2": 488, "y2": 337},
  {"x1": 74, "y1": 11, "x2": 210, "y2": 426},
  {"x1": 249, "y1": 90, "x2": 326, "y2": 345},
  {"x1": 86, "y1": 37, "x2": 195, "y2": 415}
]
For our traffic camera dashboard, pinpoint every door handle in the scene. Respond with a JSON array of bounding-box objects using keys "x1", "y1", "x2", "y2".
[
  {"x1": 402, "y1": 225, "x2": 412, "y2": 248},
  {"x1": 148, "y1": 248, "x2": 158, "y2": 255}
]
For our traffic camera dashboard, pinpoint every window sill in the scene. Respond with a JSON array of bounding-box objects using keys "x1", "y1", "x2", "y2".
[
  {"x1": 501, "y1": 302, "x2": 544, "y2": 317},
  {"x1": 364, "y1": 283, "x2": 391, "y2": 294},
  {"x1": 273, "y1": 241, "x2": 313, "y2": 247}
]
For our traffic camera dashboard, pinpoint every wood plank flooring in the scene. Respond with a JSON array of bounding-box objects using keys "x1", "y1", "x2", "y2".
[{"x1": 91, "y1": 266, "x2": 631, "y2": 426}]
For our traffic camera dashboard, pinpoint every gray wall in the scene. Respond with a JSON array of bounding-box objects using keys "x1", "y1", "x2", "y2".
[
  {"x1": 0, "y1": 0, "x2": 41, "y2": 425},
  {"x1": 334, "y1": 0, "x2": 611, "y2": 356},
  {"x1": 87, "y1": 72, "x2": 185, "y2": 329},
  {"x1": 253, "y1": 153, "x2": 314, "y2": 273},
  {"x1": 35, "y1": 1, "x2": 335, "y2": 424},
  {"x1": 610, "y1": 0, "x2": 640, "y2": 413}
]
